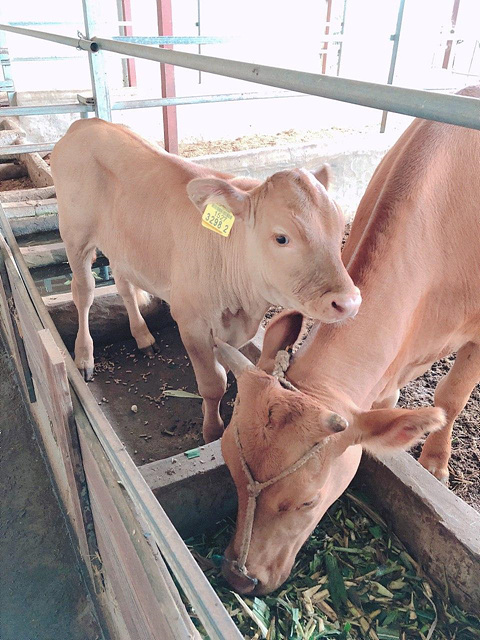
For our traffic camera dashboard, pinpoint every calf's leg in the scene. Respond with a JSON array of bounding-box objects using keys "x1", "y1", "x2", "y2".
[
  {"x1": 419, "y1": 341, "x2": 480, "y2": 484},
  {"x1": 66, "y1": 246, "x2": 96, "y2": 380},
  {"x1": 176, "y1": 319, "x2": 227, "y2": 443},
  {"x1": 114, "y1": 274, "x2": 158, "y2": 355}
]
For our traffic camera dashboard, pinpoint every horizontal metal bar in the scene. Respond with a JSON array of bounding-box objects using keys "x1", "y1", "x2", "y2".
[
  {"x1": 0, "y1": 92, "x2": 301, "y2": 120},
  {"x1": 1, "y1": 23, "x2": 479, "y2": 131},
  {"x1": 12, "y1": 55, "x2": 83, "y2": 62},
  {"x1": 0, "y1": 23, "x2": 92, "y2": 51},
  {"x1": 112, "y1": 36, "x2": 228, "y2": 45},
  {"x1": 90, "y1": 35, "x2": 480, "y2": 131},
  {"x1": 111, "y1": 90, "x2": 306, "y2": 110},
  {"x1": 8, "y1": 21, "x2": 132, "y2": 27},
  {"x1": 0, "y1": 104, "x2": 92, "y2": 116},
  {"x1": 0, "y1": 143, "x2": 55, "y2": 156}
]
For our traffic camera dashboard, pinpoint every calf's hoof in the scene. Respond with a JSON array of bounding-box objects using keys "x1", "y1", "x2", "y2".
[
  {"x1": 203, "y1": 424, "x2": 225, "y2": 444},
  {"x1": 76, "y1": 362, "x2": 94, "y2": 381},
  {"x1": 140, "y1": 342, "x2": 160, "y2": 357},
  {"x1": 418, "y1": 453, "x2": 449, "y2": 485}
]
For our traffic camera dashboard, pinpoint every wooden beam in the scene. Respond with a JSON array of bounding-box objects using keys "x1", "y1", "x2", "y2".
[{"x1": 156, "y1": 0, "x2": 179, "y2": 154}]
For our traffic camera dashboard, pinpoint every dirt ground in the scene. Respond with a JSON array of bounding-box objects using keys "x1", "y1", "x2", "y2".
[
  {"x1": 0, "y1": 174, "x2": 35, "y2": 191},
  {"x1": 88, "y1": 321, "x2": 236, "y2": 464},
  {"x1": 0, "y1": 338, "x2": 103, "y2": 640},
  {"x1": 400, "y1": 358, "x2": 480, "y2": 511},
  {"x1": 178, "y1": 127, "x2": 350, "y2": 158}
]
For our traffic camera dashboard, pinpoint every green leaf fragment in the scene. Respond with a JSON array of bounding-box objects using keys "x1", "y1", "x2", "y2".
[
  {"x1": 163, "y1": 389, "x2": 202, "y2": 398},
  {"x1": 325, "y1": 553, "x2": 348, "y2": 612},
  {"x1": 184, "y1": 448, "x2": 201, "y2": 459}
]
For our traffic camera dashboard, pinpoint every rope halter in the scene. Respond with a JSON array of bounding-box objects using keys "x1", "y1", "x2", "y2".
[{"x1": 228, "y1": 348, "x2": 324, "y2": 584}]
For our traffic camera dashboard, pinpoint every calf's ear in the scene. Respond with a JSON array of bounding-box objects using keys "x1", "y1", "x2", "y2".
[
  {"x1": 187, "y1": 178, "x2": 251, "y2": 219},
  {"x1": 354, "y1": 406, "x2": 446, "y2": 453},
  {"x1": 257, "y1": 311, "x2": 304, "y2": 374},
  {"x1": 312, "y1": 164, "x2": 331, "y2": 191}
]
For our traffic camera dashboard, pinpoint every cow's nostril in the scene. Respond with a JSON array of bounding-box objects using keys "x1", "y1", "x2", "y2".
[{"x1": 331, "y1": 301, "x2": 344, "y2": 313}]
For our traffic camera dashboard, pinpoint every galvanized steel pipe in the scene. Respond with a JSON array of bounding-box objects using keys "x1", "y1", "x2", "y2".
[
  {"x1": 0, "y1": 23, "x2": 92, "y2": 50},
  {"x1": 91, "y1": 36, "x2": 480, "y2": 131}
]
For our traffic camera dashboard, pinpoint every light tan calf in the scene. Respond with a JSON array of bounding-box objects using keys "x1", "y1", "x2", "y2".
[
  {"x1": 51, "y1": 118, "x2": 360, "y2": 443},
  {"x1": 215, "y1": 85, "x2": 480, "y2": 594}
]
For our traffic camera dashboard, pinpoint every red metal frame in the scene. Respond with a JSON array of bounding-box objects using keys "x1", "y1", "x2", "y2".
[
  {"x1": 156, "y1": 0, "x2": 179, "y2": 154},
  {"x1": 321, "y1": 0, "x2": 333, "y2": 75},
  {"x1": 121, "y1": 0, "x2": 137, "y2": 87},
  {"x1": 442, "y1": 0, "x2": 461, "y2": 70}
]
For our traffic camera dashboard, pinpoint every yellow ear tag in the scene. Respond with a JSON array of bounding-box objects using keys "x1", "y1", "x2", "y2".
[{"x1": 201, "y1": 203, "x2": 235, "y2": 237}]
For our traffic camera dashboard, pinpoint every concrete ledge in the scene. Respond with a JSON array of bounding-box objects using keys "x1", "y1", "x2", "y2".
[
  {"x1": 9, "y1": 213, "x2": 58, "y2": 238},
  {"x1": 139, "y1": 441, "x2": 236, "y2": 539},
  {"x1": 3, "y1": 198, "x2": 58, "y2": 219},
  {"x1": 143, "y1": 443, "x2": 480, "y2": 614},
  {"x1": 20, "y1": 241, "x2": 67, "y2": 268},
  {"x1": 0, "y1": 162, "x2": 28, "y2": 181},
  {"x1": 0, "y1": 185, "x2": 56, "y2": 203},
  {"x1": 44, "y1": 284, "x2": 174, "y2": 348},
  {"x1": 356, "y1": 452, "x2": 480, "y2": 614}
]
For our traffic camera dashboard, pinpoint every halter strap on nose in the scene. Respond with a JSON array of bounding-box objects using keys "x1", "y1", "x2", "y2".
[{"x1": 231, "y1": 349, "x2": 323, "y2": 579}]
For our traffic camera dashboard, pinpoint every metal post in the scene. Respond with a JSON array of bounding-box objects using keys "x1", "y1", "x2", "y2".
[
  {"x1": 196, "y1": 0, "x2": 202, "y2": 84},
  {"x1": 380, "y1": 0, "x2": 406, "y2": 133},
  {"x1": 81, "y1": 0, "x2": 112, "y2": 121},
  {"x1": 116, "y1": 0, "x2": 137, "y2": 87},
  {"x1": 321, "y1": 0, "x2": 333, "y2": 74},
  {"x1": 336, "y1": 0, "x2": 348, "y2": 77},
  {"x1": 442, "y1": 0, "x2": 461, "y2": 70},
  {"x1": 0, "y1": 30, "x2": 15, "y2": 104},
  {"x1": 156, "y1": 0, "x2": 179, "y2": 154}
]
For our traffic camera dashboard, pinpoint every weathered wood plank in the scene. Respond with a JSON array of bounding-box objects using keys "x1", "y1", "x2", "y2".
[
  {"x1": 7, "y1": 269, "x2": 91, "y2": 567},
  {"x1": 78, "y1": 408, "x2": 199, "y2": 640}
]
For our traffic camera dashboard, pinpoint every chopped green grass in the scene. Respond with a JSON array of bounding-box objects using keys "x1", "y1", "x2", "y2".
[{"x1": 186, "y1": 490, "x2": 480, "y2": 639}]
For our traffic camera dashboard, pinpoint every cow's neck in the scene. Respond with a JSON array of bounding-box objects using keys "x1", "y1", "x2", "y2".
[{"x1": 289, "y1": 195, "x2": 448, "y2": 415}]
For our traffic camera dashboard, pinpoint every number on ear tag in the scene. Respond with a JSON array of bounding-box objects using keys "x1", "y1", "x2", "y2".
[{"x1": 201, "y1": 203, "x2": 235, "y2": 237}]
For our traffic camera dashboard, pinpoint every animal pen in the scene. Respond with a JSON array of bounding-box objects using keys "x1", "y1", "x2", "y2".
[{"x1": 1, "y1": 4, "x2": 480, "y2": 639}]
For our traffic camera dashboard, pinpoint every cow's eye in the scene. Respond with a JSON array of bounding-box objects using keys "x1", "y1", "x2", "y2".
[
  {"x1": 275, "y1": 235, "x2": 289, "y2": 245},
  {"x1": 301, "y1": 499, "x2": 315, "y2": 508}
]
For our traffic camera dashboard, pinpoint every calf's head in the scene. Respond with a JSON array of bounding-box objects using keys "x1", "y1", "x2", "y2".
[
  {"x1": 214, "y1": 312, "x2": 446, "y2": 595},
  {"x1": 187, "y1": 167, "x2": 361, "y2": 323}
]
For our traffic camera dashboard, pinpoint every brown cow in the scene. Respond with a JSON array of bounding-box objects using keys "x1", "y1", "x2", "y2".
[
  {"x1": 215, "y1": 85, "x2": 480, "y2": 594},
  {"x1": 51, "y1": 119, "x2": 360, "y2": 443}
]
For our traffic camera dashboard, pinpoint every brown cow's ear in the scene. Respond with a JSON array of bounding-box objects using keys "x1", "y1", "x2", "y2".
[
  {"x1": 257, "y1": 311, "x2": 304, "y2": 374},
  {"x1": 312, "y1": 164, "x2": 331, "y2": 191},
  {"x1": 187, "y1": 178, "x2": 251, "y2": 219},
  {"x1": 354, "y1": 406, "x2": 446, "y2": 453}
]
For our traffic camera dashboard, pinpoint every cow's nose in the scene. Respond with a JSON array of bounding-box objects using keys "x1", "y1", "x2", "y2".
[
  {"x1": 330, "y1": 288, "x2": 361, "y2": 318},
  {"x1": 222, "y1": 558, "x2": 258, "y2": 594}
]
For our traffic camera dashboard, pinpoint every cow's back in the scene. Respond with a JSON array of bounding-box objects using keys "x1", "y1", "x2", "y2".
[{"x1": 344, "y1": 87, "x2": 480, "y2": 281}]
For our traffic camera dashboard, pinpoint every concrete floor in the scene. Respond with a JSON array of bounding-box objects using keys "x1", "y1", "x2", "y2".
[{"x1": 0, "y1": 337, "x2": 105, "y2": 640}]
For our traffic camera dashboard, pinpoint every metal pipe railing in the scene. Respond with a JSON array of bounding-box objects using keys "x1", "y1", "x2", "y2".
[
  {"x1": 1, "y1": 23, "x2": 479, "y2": 131},
  {"x1": 90, "y1": 35, "x2": 480, "y2": 131},
  {"x1": 0, "y1": 23, "x2": 92, "y2": 51}
]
